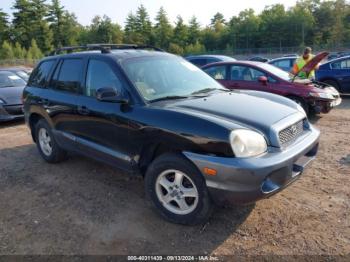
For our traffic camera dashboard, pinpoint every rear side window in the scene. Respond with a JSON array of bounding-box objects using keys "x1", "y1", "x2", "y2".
[
  {"x1": 28, "y1": 60, "x2": 55, "y2": 88},
  {"x1": 204, "y1": 66, "x2": 227, "y2": 80},
  {"x1": 332, "y1": 59, "x2": 350, "y2": 69},
  {"x1": 85, "y1": 60, "x2": 122, "y2": 97},
  {"x1": 52, "y1": 59, "x2": 83, "y2": 93}
]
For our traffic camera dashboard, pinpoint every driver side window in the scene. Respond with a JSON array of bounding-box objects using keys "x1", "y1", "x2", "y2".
[{"x1": 86, "y1": 60, "x2": 122, "y2": 97}]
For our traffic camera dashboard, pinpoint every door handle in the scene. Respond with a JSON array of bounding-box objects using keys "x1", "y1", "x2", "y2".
[{"x1": 77, "y1": 105, "x2": 90, "y2": 115}]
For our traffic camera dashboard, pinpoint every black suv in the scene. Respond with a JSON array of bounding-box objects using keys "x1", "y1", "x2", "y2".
[{"x1": 24, "y1": 44, "x2": 320, "y2": 225}]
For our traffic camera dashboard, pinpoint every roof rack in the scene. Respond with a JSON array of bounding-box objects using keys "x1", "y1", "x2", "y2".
[{"x1": 50, "y1": 44, "x2": 164, "y2": 56}]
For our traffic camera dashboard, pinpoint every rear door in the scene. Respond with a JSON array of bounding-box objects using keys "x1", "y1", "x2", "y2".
[
  {"x1": 330, "y1": 58, "x2": 350, "y2": 92},
  {"x1": 75, "y1": 57, "x2": 136, "y2": 172},
  {"x1": 41, "y1": 57, "x2": 86, "y2": 151},
  {"x1": 226, "y1": 65, "x2": 265, "y2": 91}
]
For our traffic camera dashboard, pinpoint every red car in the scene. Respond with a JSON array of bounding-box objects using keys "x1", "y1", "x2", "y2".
[{"x1": 202, "y1": 52, "x2": 342, "y2": 115}]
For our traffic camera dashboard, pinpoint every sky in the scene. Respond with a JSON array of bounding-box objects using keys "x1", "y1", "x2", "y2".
[{"x1": 1, "y1": 0, "x2": 298, "y2": 26}]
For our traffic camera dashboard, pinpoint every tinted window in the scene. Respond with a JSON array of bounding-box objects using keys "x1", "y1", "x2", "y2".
[
  {"x1": 230, "y1": 65, "x2": 265, "y2": 81},
  {"x1": 52, "y1": 59, "x2": 83, "y2": 93},
  {"x1": 204, "y1": 66, "x2": 227, "y2": 80},
  {"x1": 332, "y1": 59, "x2": 350, "y2": 69},
  {"x1": 0, "y1": 71, "x2": 26, "y2": 88},
  {"x1": 189, "y1": 59, "x2": 207, "y2": 66},
  {"x1": 28, "y1": 60, "x2": 55, "y2": 87},
  {"x1": 86, "y1": 60, "x2": 122, "y2": 97},
  {"x1": 273, "y1": 59, "x2": 290, "y2": 68}
]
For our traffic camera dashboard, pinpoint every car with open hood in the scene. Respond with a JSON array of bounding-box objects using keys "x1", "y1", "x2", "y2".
[
  {"x1": 202, "y1": 52, "x2": 341, "y2": 115},
  {"x1": 24, "y1": 44, "x2": 320, "y2": 225}
]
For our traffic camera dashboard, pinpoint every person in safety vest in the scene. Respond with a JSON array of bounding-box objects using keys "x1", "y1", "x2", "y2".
[{"x1": 292, "y1": 47, "x2": 319, "y2": 80}]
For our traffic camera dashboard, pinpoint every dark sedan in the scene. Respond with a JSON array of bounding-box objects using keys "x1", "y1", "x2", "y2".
[
  {"x1": 0, "y1": 70, "x2": 26, "y2": 122},
  {"x1": 268, "y1": 56, "x2": 298, "y2": 72},
  {"x1": 316, "y1": 55, "x2": 350, "y2": 93},
  {"x1": 185, "y1": 55, "x2": 236, "y2": 67}
]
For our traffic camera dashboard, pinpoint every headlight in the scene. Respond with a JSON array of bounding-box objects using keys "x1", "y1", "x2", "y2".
[
  {"x1": 230, "y1": 129, "x2": 267, "y2": 158},
  {"x1": 0, "y1": 98, "x2": 5, "y2": 104},
  {"x1": 309, "y1": 92, "x2": 334, "y2": 99}
]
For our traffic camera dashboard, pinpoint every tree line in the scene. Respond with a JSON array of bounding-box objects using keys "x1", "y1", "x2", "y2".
[{"x1": 0, "y1": 0, "x2": 349, "y2": 60}]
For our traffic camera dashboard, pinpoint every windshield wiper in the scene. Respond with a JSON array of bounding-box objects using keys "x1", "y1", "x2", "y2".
[
  {"x1": 149, "y1": 95, "x2": 189, "y2": 103},
  {"x1": 191, "y1": 88, "x2": 229, "y2": 95}
]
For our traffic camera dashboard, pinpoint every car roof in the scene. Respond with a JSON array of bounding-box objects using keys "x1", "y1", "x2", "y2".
[
  {"x1": 269, "y1": 56, "x2": 298, "y2": 62},
  {"x1": 323, "y1": 54, "x2": 350, "y2": 64},
  {"x1": 202, "y1": 60, "x2": 267, "y2": 68},
  {"x1": 186, "y1": 54, "x2": 235, "y2": 60},
  {"x1": 43, "y1": 49, "x2": 174, "y2": 62}
]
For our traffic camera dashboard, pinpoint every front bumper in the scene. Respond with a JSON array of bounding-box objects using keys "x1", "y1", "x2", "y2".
[
  {"x1": 310, "y1": 97, "x2": 342, "y2": 114},
  {"x1": 0, "y1": 104, "x2": 24, "y2": 122},
  {"x1": 184, "y1": 126, "x2": 320, "y2": 205}
]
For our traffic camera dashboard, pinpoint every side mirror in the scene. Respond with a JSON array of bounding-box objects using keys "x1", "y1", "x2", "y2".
[
  {"x1": 258, "y1": 76, "x2": 268, "y2": 85},
  {"x1": 96, "y1": 87, "x2": 128, "y2": 103}
]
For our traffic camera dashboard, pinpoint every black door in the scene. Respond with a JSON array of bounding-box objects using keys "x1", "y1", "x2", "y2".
[
  {"x1": 41, "y1": 57, "x2": 86, "y2": 151},
  {"x1": 75, "y1": 57, "x2": 136, "y2": 173}
]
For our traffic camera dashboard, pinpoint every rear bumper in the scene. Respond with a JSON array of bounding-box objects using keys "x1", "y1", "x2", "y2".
[
  {"x1": 184, "y1": 126, "x2": 320, "y2": 205},
  {"x1": 0, "y1": 104, "x2": 24, "y2": 122}
]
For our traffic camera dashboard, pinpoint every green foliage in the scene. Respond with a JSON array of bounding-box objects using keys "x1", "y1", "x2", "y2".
[
  {"x1": 27, "y1": 39, "x2": 43, "y2": 59},
  {"x1": 0, "y1": 41, "x2": 14, "y2": 59},
  {"x1": 168, "y1": 43, "x2": 184, "y2": 55},
  {"x1": 0, "y1": 9, "x2": 10, "y2": 44},
  {"x1": 1, "y1": 1, "x2": 350, "y2": 58},
  {"x1": 13, "y1": 42, "x2": 27, "y2": 58},
  {"x1": 154, "y1": 7, "x2": 173, "y2": 49}
]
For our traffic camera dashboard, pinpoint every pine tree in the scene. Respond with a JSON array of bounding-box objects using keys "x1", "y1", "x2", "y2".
[
  {"x1": 173, "y1": 16, "x2": 189, "y2": 47},
  {"x1": 13, "y1": 42, "x2": 27, "y2": 58},
  {"x1": 48, "y1": 0, "x2": 65, "y2": 47},
  {"x1": 0, "y1": 9, "x2": 10, "y2": 44},
  {"x1": 27, "y1": 39, "x2": 43, "y2": 59},
  {"x1": 0, "y1": 41, "x2": 14, "y2": 59},
  {"x1": 188, "y1": 16, "x2": 201, "y2": 45},
  {"x1": 135, "y1": 5, "x2": 152, "y2": 44},
  {"x1": 12, "y1": 0, "x2": 33, "y2": 48},
  {"x1": 29, "y1": 0, "x2": 53, "y2": 53},
  {"x1": 124, "y1": 12, "x2": 140, "y2": 44},
  {"x1": 154, "y1": 7, "x2": 173, "y2": 49}
]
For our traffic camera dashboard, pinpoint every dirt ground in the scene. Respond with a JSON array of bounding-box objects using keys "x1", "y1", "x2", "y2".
[{"x1": 0, "y1": 99, "x2": 349, "y2": 257}]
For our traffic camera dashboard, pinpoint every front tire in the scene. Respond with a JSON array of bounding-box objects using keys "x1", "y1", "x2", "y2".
[
  {"x1": 35, "y1": 119, "x2": 67, "y2": 163},
  {"x1": 145, "y1": 153, "x2": 213, "y2": 225}
]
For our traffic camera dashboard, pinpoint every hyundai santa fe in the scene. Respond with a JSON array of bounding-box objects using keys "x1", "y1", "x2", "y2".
[{"x1": 23, "y1": 44, "x2": 320, "y2": 225}]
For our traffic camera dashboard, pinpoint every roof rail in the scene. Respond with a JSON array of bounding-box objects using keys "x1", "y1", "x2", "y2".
[{"x1": 50, "y1": 44, "x2": 164, "y2": 56}]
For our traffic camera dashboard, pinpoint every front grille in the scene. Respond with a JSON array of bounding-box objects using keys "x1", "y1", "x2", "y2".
[{"x1": 279, "y1": 120, "x2": 305, "y2": 146}]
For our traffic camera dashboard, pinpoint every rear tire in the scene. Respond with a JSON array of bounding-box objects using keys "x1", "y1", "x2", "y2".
[
  {"x1": 35, "y1": 119, "x2": 67, "y2": 163},
  {"x1": 145, "y1": 153, "x2": 213, "y2": 225},
  {"x1": 323, "y1": 79, "x2": 341, "y2": 92}
]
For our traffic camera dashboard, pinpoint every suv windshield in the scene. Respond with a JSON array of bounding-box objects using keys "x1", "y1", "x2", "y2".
[{"x1": 121, "y1": 56, "x2": 226, "y2": 101}]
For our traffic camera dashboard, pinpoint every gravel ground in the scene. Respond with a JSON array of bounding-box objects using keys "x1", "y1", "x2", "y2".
[{"x1": 0, "y1": 98, "x2": 349, "y2": 257}]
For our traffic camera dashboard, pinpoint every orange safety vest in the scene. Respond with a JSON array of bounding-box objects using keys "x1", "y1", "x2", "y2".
[{"x1": 292, "y1": 55, "x2": 315, "y2": 79}]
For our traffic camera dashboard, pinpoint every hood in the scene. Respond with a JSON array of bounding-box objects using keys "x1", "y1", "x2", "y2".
[
  {"x1": 294, "y1": 51, "x2": 329, "y2": 77},
  {"x1": 164, "y1": 91, "x2": 304, "y2": 139},
  {"x1": 0, "y1": 85, "x2": 25, "y2": 105}
]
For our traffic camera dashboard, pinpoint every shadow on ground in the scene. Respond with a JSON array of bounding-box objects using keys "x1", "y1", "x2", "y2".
[{"x1": 0, "y1": 144, "x2": 254, "y2": 255}]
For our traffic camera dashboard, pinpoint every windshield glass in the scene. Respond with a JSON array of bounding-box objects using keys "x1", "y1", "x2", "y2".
[
  {"x1": 121, "y1": 56, "x2": 226, "y2": 101},
  {"x1": 258, "y1": 63, "x2": 292, "y2": 81},
  {"x1": 15, "y1": 70, "x2": 29, "y2": 81},
  {"x1": 0, "y1": 71, "x2": 26, "y2": 88}
]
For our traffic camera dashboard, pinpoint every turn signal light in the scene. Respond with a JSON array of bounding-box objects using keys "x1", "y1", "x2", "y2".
[{"x1": 204, "y1": 167, "x2": 217, "y2": 176}]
